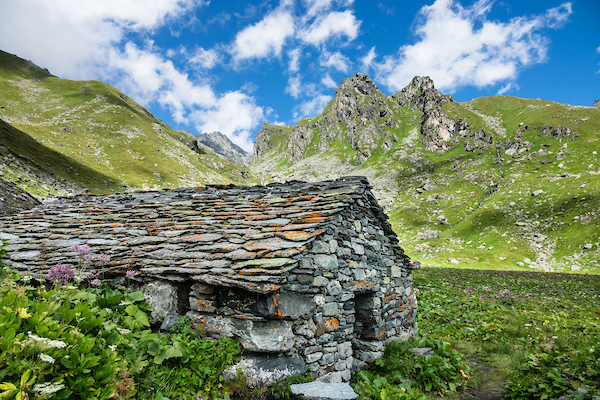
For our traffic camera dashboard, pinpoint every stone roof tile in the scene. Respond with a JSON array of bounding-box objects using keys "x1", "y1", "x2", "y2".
[{"x1": 0, "y1": 176, "x2": 402, "y2": 293}]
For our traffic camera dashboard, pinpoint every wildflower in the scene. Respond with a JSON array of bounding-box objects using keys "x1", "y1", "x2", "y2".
[
  {"x1": 27, "y1": 331, "x2": 67, "y2": 349},
  {"x1": 47, "y1": 265, "x2": 75, "y2": 285},
  {"x1": 98, "y1": 255, "x2": 110, "y2": 265},
  {"x1": 125, "y1": 270, "x2": 137, "y2": 278},
  {"x1": 109, "y1": 345, "x2": 117, "y2": 351},
  {"x1": 33, "y1": 382, "x2": 65, "y2": 395},
  {"x1": 39, "y1": 353, "x2": 55, "y2": 363},
  {"x1": 18, "y1": 308, "x2": 31, "y2": 319},
  {"x1": 70, "y1": 244, "x2": 91, "y2": 255},
  {"x1": 90, "y1": 279, "x2": 101, "y2": 287},
  {"x1": 116, "y1": 327, "x2": 131, "y2": 335}
]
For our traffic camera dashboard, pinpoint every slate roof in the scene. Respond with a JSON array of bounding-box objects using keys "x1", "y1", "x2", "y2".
[{"x1": 1, "y1": 176, "x2": 401, "y2": 294}]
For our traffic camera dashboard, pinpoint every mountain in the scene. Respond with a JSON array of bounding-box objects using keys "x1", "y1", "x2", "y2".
[
  {"x1": 251, "y1": 73, "x2": 600, "y2": 274},
  {"x1": 195, "y1": 131, "x2": 252, "y2": 165},
  {"x1": 0, "y1": 50, "x2": 253, "y2": 197}
]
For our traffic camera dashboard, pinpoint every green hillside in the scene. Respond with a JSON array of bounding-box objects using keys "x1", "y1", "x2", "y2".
[
  {"x1": 0, "y1": 50, "x2": 252, "y2": 197},
  {"x1": 251, "y1": 75, "x2": 600, "y2": 273}
]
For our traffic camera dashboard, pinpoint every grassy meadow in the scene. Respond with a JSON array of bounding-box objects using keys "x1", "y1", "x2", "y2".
[{"x1": 353, "y1": 267, "x2": 600, "y2": 400}]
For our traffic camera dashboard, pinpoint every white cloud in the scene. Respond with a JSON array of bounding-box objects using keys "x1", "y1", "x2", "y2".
[
  {"x1": 286, "y1": 75, "x2": 303, "y2": 98},
  {"x1": 321, "y1": 51, "x2": 351, "y2": 73},
  {"x1": 361, "y1": 46, "x2": 377, "y2": 72},
  {"x1": 0, "y1": 0, "x2": 197, "y2": 79},
  {"x1": 288, "y1": 48, "x2": 302, "y2": 72},
  {"x1": 231, "y1": 10, "x2": 295, "y2": 62},
  {"x1": 192, "y1": 92, "x2": 264, "y2": 152},
  {"x1": 321, "y1": 74, "x2": 338, "y2": 88},
  {"x1": 189, "y1": 47, "x2": 221, "y2": 69},
  {"x1": 374, "y1": 0, "x2": 573, "y2": 92},
  {"x1": 496, "y1": 82, "x2": 519, "y2": 95},
  {"x1": 295, "y1": 94, "x2": 332, "y2": 119},
  {"x1": 299, "y1": 11, "x2": 360, "y2": 45},
  {"x1": 0, "y1": 0, "x2": 266, "y2": 153}
]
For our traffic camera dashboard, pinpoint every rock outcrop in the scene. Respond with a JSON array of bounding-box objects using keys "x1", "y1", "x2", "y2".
[
  {"x1": 196, "y1": 131, "x2": 251, "y2": 165},
  {"x1": 286, "y1": 73, "x2": 399, "y2": 164},
  {"x1": 391, "y1": 76, "x2": 453, "y2": 112},
  {"x1": 0, "y1": 177, "x2": 40, "y2": 216}
]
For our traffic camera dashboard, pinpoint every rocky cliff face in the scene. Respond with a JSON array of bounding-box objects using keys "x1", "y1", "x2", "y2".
[
  {"x1": 391, "y1": 76, "x2": 453, "y2": 112},
  {"x1": 0, "y1": 176, "x2": 40, "y2": 215},
  {"x1": 286, "y1": 73, "x2": 401, "y2": 164},
  {"x1": 196, "y1": 131, "x2": 252, "y2": 165}
]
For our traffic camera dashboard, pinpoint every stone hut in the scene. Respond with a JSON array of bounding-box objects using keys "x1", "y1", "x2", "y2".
[{"x1": 0, "y1": 176, "x2": 419, "y2": 384}]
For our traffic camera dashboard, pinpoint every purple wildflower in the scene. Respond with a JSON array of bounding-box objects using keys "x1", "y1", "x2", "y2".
[
  {"x1": 97, "y1": 255, "x2": 110, "y2": 265},
  {"x1": 78, "y1": 270, "x2": 98, "y2": 279},
  {"x1": 90, "y1": 279, "x2": 101, "y2": 287},
  {"x1": 48, "y1": 265, "x2": 76, "y2": 285},
  {"x1": 125, "y1": 270, "x2": 137, "y2": 278},
  {"x1": 70, "y1": 244, "x2": 91, "y2": 255}
]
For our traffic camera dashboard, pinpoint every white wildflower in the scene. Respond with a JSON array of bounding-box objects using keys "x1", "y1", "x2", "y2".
[
  {"x1": 33, "y1": 382, "x2": 65, "y2": 394},
  {"x1": 27, "y1": 331, "x2": 67, "y2": 349},
  {"x1": 109, "y1": 345, "x2": 117, "y2": 351},
  {"x1": 116, "y1": 327, "x2": 131, "y2": 335},
  {"x1": 104, "y1": 308, "x2": 112, "y2": 314},
  {"x1": 39, "y1": 353, "x2": 55, "y2": 363}
]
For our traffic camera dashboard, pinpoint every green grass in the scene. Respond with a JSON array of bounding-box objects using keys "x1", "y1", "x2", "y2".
[
  {"x1": 0, "y1": 49, "x2": 252, "y2": 195},
  {"x1": 355, "y1": 267, "x2": 600, "y2": 399}
]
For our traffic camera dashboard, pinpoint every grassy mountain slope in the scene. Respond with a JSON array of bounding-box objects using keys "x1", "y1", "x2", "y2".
[
  {"x1": 251, "y1": 76, "x2": 600, "y2": 273},
  {"x1": 0, "y1": 50, "x2": 252, "y2": 197}
]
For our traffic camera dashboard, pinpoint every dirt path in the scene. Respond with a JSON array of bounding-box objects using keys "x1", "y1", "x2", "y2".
[{"x1": 461, "y1": 357, "x2": 505, "y2": 400}]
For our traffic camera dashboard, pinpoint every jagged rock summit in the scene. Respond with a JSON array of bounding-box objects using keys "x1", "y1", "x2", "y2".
[
  {"x1": 391, "y1": 76, "x2": 453, "y2": 112},
  {"x1": 284, "y1": 72, "x2": 402, "y2": 164},
  {"x1": 196, "y1": 131, "x2": 252, "y2": 165}
]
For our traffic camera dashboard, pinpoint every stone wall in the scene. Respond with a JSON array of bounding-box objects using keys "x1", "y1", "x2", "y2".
[{"x1": 0, "y1": 176, "x2": 418, "y2": 384}]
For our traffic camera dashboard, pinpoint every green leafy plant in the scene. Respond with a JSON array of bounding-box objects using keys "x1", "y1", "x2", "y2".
[{"x1": 269, "y1": 374, "x2": 313, "y2": 400}]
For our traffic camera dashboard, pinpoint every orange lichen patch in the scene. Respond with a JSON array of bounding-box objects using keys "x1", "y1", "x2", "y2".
[
  {"x1": 324, "y1": 318, "x2": 339, "y2": 332},
  {"x1": 110, "y1": 223, "x2": 124, "y2": 228},
  {"x1": 279, "y1": 229, "x2": 325, "y2": 241},
  {"x1": 299, "y1": 216, "x2": 331, "y2": 224},
  {"x1": 385, "y1": 294, "x2": 402, "y2": 303},
  {"x1": 191, "y1": 299, "x2": 217, "y2": 313},
  {"x1": 269, "y1": 223, "x2": 322, "y2": 232},
  {"x1": 347, "y1": 280, "x2": 377, "y2": 292},
  {"x1": 177, "y1": 234, "x2": 223, "y2": 242}
]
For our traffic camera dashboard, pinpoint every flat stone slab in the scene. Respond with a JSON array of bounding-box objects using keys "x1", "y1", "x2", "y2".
[{"x1": 291, "y1": 381, "x2": 358, "y2": 400}]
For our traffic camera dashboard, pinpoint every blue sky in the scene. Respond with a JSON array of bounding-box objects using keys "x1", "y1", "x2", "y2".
[{"x1": 1, "y1": 0, "x2": 598, "y2": 152}]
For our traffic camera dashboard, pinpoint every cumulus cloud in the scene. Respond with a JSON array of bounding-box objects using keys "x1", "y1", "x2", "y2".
[
  {"x1": 374, "y1": 0, "x2": 573, "y2": 92},
  {"x1": 321, "y1": 74, "x2": 338, "y2": 88},
  {"x1": 288, "y1": 48, "x2": 302, "y2": 72},
  {"x1": 192, "y1": 92, "x2": 264, "y2": 152},
  {"x1": 230, "y1": 9, "x2": 295, "y2": 62},
  {"x1": 321, "y1": 51, "x2": 351, "y2": 72},
  {"x1": 189, "y1": 47, "x2": 221, "y2": 69},
  {"x1": 496, "y1": 82, "x2": 520, "y2": 95},
  {"x1": 0, "y1": 0, "x2": 267, "y2": 150},
  {"x1": 299, "y1": 10, "x2": 360, "y2": 45},
  {"x1": 286, "y1": 74, "x2": 303, "y2": 98},
  {"x1": 295, "y1": 94, "x2": 333, "y2": 119},
  {"x1": 361, "y1": 46, "x2": 377, "y2": 72}
]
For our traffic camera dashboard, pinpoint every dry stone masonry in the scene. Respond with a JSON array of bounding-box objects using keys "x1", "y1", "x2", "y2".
[{"x1": 0, "y1": 176, "x2": 419, "y2": 385}]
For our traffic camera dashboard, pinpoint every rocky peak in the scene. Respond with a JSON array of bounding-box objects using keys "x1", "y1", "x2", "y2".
[
  {"x1": 196, "y1": 131, "x2": 251, "y2": 165},
  {"x1": 392, "y1": 76, "x2": 453, "y2": 112}
]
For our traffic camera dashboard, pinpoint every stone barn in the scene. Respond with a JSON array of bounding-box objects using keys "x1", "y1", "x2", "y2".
[{"x1": 0, "y1": 176, "x2": 419, "y2": 384}]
